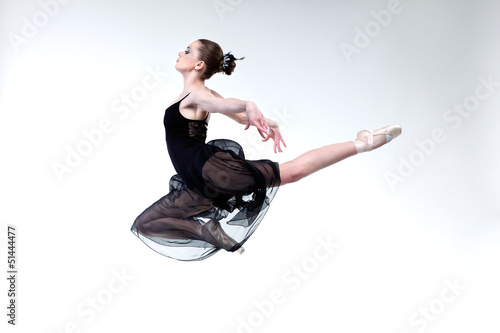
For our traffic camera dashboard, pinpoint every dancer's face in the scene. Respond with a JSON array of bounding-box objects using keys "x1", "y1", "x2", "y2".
[{"x1": 175, "y1": 41, "x2": 202, "y2": 73}]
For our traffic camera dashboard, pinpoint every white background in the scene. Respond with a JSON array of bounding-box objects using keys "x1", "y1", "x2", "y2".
[{"x1": 1, "y1": 0, "x2": 499, "y2": 332}]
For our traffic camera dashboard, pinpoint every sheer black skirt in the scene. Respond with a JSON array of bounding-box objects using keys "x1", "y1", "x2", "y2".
[{"x1": 131, "y1": 140, "x2": 280, "y2": 261}]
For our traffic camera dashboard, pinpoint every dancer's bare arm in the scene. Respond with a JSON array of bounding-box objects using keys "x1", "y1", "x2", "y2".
[
  {"x1": 189, "y1": 90, "x2": 268, "y2": 134},
  {"x1": 205, "y1": 89, "x2": 286, "y2": 153}
]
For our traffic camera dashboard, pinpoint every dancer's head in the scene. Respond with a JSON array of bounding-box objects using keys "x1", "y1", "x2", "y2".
[{"x1": 175, "y1": 39, "x2": 243, "y2": 80}]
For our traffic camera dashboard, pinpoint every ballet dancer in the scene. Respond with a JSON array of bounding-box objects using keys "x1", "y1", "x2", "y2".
[{"x1": 131, "y1": 39, "x2": 402, "y2": 261}]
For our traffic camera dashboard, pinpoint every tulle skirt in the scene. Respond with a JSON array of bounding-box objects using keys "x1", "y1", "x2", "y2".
[{"x1": 131, "y1": 139, "x2": 280, "y2": 261}]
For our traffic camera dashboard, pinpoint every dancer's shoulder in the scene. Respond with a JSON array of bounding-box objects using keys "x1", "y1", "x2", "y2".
[{"x1": 209, "y1": 89, "x2": 224, "y2": 99}]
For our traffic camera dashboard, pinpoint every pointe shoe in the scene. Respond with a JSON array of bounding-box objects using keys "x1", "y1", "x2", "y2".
[
  {"x1": 234, "y1": 247, "x2": 245, "y2": 255},
  {"x1": 354, "y1": 125, "x2": 402, "y2": 153}
]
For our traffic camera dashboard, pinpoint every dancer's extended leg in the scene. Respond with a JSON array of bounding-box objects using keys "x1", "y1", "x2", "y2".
[
  {"x1": 279, "y1": 141, "x2": 357, "y2": 185},
  {"x1": 279, "y1": 125, "x2": 401, "y2": 185}
]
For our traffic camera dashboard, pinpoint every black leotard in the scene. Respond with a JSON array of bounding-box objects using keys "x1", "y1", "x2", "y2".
[{"x1": 164, "y1": 93, "x2": 208, "y2": 181}]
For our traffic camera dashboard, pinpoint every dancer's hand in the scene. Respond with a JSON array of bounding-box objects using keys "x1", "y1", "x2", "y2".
[
  {"x1": 261, "y1": 123, "x2": 287, "y2": 153},
  {"x1": 245, "y1": 103, "x2": 269, "y2": 134}
]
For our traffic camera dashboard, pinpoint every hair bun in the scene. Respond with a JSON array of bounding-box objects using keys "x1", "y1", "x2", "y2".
[{"x1": 220, "y1": 52, "x2": 244, "y2": 75}]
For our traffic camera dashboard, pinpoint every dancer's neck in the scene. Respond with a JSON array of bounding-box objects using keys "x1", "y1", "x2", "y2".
[{"x1": 181, "y1": 72, "x2": 206, "y2": 94}]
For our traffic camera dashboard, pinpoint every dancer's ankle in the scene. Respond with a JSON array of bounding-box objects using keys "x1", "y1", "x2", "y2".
[{"x1": 353, "y1": 139, "x2": 367, "y2": 154}]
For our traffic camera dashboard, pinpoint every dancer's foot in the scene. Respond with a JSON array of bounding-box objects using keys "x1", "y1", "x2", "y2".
[
  {"x1": 353, "y1": 125, "x2": 402, "y2": 153},
  {"x1": 202, "y1": 219, "x2": 242, "y2": 253}
]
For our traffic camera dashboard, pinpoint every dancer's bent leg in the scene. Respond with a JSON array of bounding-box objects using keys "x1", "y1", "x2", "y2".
[
  {"x1": 135, "y1": 216, "x2": 241, "y2": 252},
  {"x1": 133, "y1": 187, "x2": 242, "y2": 253}
]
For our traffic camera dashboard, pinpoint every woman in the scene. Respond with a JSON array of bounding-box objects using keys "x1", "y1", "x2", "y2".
[{"x1": 131, "y1": 39, "x2": 401, "y2": 261}]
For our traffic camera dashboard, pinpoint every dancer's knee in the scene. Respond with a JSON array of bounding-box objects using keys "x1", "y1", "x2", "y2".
[
  {"x1": 280, "y1": 163, "x2": 305, "y2": 185},
  {"x1": 134, "y1": 216, "x2": 151, "y2": 236}
]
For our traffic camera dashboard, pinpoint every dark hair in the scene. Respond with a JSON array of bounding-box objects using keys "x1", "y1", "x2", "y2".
[{"x1": 196, "y1": 39, "x2": 244, "y2": 79}]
